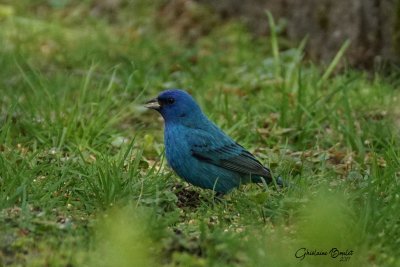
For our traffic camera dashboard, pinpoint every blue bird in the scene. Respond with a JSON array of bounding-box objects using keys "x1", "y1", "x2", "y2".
[{"x1": 145, "y1": 89, "x2": 278, "y2": 194}]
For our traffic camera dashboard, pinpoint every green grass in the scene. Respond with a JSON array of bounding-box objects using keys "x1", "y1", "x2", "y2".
[{"x1": 1, "y1": 1, "x2": 400, "y2": 266}]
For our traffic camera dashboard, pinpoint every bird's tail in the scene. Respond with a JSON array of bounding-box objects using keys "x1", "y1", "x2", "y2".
[
  {"x1": 253, "y1": 175, "x2": 288, "y2": 188},
  {"x1": 274, "y1": 175, "x2": 289, "y2": 187}
]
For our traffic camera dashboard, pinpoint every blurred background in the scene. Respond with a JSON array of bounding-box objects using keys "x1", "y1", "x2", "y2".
[
  {"x1": 194, "y1": 0, "x2": 400, "y2": 68},
  {"x1": 0, "y1": 1, "x2": 399, "y2": 267},
  {"x1": 3, "y1": 0, "x2": 400, "y2": 68}
]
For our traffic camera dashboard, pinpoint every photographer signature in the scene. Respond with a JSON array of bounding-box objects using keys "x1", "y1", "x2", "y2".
[{"x1": 295, "y1": 248, "x2": 354, "y2": 262}]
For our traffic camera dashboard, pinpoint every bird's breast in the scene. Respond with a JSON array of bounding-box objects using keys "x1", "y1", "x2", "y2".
[{"x1": 164, "y1": 124, "x2": 192, "y2": 175}]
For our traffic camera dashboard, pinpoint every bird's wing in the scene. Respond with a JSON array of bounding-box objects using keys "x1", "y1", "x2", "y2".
[{"x1": 186, "y1": 130, "x2": 271, "y2": 179}]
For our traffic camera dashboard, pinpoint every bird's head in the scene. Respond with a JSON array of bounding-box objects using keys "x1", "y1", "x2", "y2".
[{"x1": 144, "y1": 89, "x2": 204, "y2": 124}]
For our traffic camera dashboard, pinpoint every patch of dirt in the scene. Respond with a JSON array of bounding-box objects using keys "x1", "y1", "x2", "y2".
[{"x1": 172, "y1": 184, "x2": 204, "y2": 209}]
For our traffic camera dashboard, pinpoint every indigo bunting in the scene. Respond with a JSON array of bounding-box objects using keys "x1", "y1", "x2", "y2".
[{"x1": 145, "y1": 89, "x2": 279, "y2": 194}]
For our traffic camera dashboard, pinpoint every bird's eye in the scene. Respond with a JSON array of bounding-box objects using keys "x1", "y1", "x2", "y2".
[{"x1": 166, "y1": 97, "x2": 175, "y2": 105}]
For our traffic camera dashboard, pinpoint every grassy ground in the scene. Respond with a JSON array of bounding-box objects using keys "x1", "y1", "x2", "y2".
[{"x1": 0, "y1": 1, "x2": 399, "y2": 266}]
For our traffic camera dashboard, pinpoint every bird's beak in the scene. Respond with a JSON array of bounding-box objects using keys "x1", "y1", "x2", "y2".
[{"x1": 144, "y1": 98, "x2": 161, "y2": 110}]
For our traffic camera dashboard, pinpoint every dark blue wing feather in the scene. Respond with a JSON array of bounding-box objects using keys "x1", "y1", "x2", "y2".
[{"x1": 186, "y1": 130, "x2": 271, "y2": 179}]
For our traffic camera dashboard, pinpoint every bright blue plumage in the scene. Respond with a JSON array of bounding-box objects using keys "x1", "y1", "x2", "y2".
[{"x1": 145, "y1": 89, "x2": 275, "y2": 194}]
